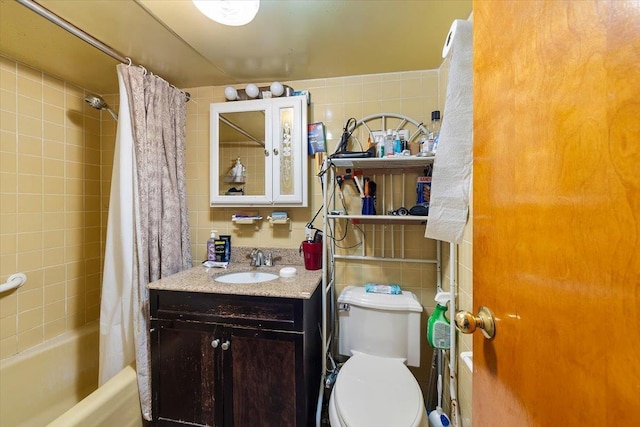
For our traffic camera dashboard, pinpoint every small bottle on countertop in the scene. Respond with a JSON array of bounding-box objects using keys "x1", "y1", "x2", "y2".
[{"x1": 207, "y1": 230, "x2": 217, "y2": 261}]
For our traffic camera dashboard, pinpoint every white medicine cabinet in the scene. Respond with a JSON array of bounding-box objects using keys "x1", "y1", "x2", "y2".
[{"x1": 210, "y1": 96, "x2": 308, "y2": 207}]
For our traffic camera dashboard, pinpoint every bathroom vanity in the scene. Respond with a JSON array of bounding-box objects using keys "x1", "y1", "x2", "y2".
[{"x1": 148, "y1": 264, "x2": 322, "y2": 427}]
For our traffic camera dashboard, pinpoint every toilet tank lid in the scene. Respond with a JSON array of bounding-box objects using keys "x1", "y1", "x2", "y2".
[{"x1": 338, "y1": 286, "x2": 423, "y2": 312}]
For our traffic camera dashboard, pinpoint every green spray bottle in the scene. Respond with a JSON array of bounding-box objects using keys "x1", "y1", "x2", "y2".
[{"x1": 427, "y1": 292, "x2": 451, "y2": 349}]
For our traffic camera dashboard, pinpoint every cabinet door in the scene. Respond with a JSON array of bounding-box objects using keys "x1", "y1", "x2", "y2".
[
  {"x1": 270, "y1": 96, "x2": 308, "y2": 206},
  {"x1": 209, "y1": 96, "x2": 308, "y2": 207},
  {"x1": 226, "y1": 328, "x2": 304, "y2": 427},
  {"x1": 152, "y1": 320, "x2": 222, "y2": 426},
  {"x1": 210, "y1": 99, "x2": 273, "y2": 206}
]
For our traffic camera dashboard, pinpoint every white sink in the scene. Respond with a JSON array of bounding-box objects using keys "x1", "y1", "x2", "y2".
[{"x1": 214, "y1": 271, "x2": 279, "y2": 284}]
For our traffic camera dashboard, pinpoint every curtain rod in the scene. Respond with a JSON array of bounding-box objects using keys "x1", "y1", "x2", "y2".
[{"x1": 16, "y1": 0, "x2": 190, "y2": 101}]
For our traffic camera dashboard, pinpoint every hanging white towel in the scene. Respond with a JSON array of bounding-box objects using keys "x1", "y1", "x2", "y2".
[{"x1": 425, "y1": 19, "x2": 473, "y2": 244}]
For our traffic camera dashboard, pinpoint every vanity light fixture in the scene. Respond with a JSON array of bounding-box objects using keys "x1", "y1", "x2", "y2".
[
  {"x1": 270, "y1": 81, "x2": 285, "y2": 97},
  {"x1": 192, "y1": 0, "x2": 260, "y2": 27},
  {"x1": 224, "y1": 82, "x2": 294, "y2": 101},
  {"x1": 224, "y1": 86, "x2": 239, "y2": 101},
  {"x1": 245, "y1": 83, "x2": 260, "y2": 99}
]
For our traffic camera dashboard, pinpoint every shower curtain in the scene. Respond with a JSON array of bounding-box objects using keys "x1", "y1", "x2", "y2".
[{"x1": 99, "y1": 63, "x2": 192, "y2": 421}]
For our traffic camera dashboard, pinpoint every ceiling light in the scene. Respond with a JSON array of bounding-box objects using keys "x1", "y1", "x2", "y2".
[{"x1": 193, "y1": 0, "x2": 260, "y2": 27}]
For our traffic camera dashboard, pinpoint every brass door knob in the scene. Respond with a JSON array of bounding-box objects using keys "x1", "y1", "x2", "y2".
[{"x1": 455, "y1": 306, "x2": 496, "y2": 339}]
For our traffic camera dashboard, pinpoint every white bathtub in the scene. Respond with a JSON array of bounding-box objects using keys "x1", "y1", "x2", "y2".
[{"x1": 0, "y1": 322, "x2": 143, "y2": 427}]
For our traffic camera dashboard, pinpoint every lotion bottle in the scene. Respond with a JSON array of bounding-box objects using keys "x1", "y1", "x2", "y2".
[
  {"x1": 427, "y1": 292, "x2": 451, "y2": 349},
  {"x1": 207, "y1": 230, "x2": 217, "y2": 262}
]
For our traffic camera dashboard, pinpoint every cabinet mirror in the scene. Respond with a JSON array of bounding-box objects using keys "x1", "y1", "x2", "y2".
[
  {"x1": 218, "y1": 109, "x2": 267, "y2": 197},
  {"x1": 210, "y1": 96, "x2": 308, "y2": 207}
]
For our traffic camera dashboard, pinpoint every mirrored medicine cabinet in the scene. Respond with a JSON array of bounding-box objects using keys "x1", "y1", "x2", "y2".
[{"x1": 210, "y1": 96, "x2": 309, "y2": 207}]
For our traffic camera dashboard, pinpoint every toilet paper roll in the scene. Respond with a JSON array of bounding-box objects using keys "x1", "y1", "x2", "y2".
[{"x1": 442, "y1": 19, "x2": 471, "y2": 59}]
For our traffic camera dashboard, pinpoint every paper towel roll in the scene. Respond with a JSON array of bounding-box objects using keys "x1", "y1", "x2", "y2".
[
  {"x1": 442, "y1": 19, "x2": 468, "y2": 59},
  {"x1": 425, "y1": 19, "x2": 473, "y2": 244}
]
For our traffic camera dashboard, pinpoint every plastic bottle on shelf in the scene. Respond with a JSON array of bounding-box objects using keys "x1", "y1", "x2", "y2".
[
  {"x1": 428, "y1": 110, "x2": 441, "y2": 153},
  {"x1": 384, "y1": 129, "x2": 395, "y2": 156},
  {"x1": 420, "y1": 133, "x2": 430, "y2": 154},
  {"x1": 207, "y1": 230, "x2": 217, "y2": 261},
  {"x1": 376, "y1": 135, "x2": 385, "y2": 158},
  {"x1": 393, "y1": 131, "x2": 402, "y2": 154}
]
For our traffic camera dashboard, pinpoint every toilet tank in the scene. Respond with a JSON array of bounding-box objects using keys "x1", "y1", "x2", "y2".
[{"x1": 337, "y1": 286, "x2": 423, "y2": 367}]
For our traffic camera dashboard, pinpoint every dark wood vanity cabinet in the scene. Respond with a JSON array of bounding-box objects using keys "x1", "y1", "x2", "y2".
[{"x1": 149, "y1": 286, "x2": 321, "y2": 427}]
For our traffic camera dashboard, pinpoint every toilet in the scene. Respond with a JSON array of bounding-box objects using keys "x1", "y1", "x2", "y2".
[{"x1": 328, "y1": 286, "x2": 428, "y2": 427}]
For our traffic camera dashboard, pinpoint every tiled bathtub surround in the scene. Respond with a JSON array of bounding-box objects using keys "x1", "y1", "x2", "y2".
[{"x1": 0, "y1": 55, "x2": 103, "y2": 358}]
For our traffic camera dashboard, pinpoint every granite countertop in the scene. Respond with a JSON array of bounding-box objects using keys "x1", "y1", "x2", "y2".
[{"x1": 147, "y1": 247, "x2": 322, "y2": 299}]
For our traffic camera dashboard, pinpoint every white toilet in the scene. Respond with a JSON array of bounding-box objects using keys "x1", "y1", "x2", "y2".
[{"x1": 328, "y1": 286, "x2": 428, "y2": 427}]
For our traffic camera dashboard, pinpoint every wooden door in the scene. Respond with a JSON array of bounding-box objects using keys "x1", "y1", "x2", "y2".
[
  {"x1": 473, "y1": 1, "x2": 640, "y2": 425},
  {"x1": 152, "y1": 320, "x2": 222, "y2": 426},
  {"x1": 227, "y1": 328, "x2": 302, "y2": 427}
]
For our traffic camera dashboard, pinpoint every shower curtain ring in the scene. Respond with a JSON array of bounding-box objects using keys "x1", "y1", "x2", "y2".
[
  {"x1": 139, "y1": 65, "x2": 147, "y2": 75},
  {"x1": 126, "y1": 57, "x2": 132, "y2": 67}
]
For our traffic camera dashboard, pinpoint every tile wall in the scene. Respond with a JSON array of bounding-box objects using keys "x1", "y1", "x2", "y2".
[{"x1": 0, "y1": 55, "x2": 103, "y2": 359}]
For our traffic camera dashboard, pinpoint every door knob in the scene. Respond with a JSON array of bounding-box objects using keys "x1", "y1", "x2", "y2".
[
  {"x1": 455, "y1": 306, "x2": 496, "y2": 339},
  {"x1": 221, "y1": 340, "x2": 231, "y2": 350}
]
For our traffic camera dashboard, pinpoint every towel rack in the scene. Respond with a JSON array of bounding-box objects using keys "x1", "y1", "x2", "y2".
[{"x1": 0, "y1": 273, "x2": 27, "y2": 294}]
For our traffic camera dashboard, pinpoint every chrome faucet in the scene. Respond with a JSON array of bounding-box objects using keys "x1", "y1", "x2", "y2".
[
  {"x1": 250, "y1": 248, "x2": 273, "y2": 267},
  {"x1": 250, "y1": 249, "x2": 263, "y2": 266}
]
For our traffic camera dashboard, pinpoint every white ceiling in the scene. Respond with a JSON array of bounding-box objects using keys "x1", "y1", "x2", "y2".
[{"x1": 0, "y1": 0, "x2": 472, "y2": 94}]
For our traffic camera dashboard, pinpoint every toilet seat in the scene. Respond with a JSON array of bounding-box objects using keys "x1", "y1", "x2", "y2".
[{"x1": 331, "y1": 353, "x2": 426, "y2": 427}]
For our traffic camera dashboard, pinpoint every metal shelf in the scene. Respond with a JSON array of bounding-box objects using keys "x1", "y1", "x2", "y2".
[
  {"x1": 327, "y1": 214, "x2": 428, "y2": 225},
  {"x1": 329, "y1": 155, "x2": 434, "y2": 170}
]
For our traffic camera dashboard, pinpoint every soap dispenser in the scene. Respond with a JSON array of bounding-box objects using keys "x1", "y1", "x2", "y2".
[
  {"x1": 427, "y1": 292, "x2": 451, "y2": 349},
  {"x1": 207, "y1": 230, "x2": 217, "y2": 262}
]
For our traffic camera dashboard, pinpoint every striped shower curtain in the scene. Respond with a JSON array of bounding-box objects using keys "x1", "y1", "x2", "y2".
[{"x1": 99, "y1": 63, "x2": 192, "y2": 420}]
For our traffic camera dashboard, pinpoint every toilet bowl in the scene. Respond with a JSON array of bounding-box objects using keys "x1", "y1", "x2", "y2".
[
  {"x1": 329, "y1": 286, "x2": 427, "y2": 427},
  {"x1": 328, "y1": 353, "x2": 427, "y2": 427}
]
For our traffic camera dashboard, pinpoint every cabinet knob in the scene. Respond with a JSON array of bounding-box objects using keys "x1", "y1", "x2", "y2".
[
  {"x1": 211, "y1": 339, "x2": 220, "y2": 348},
  {"x1": 221, "y1": 340, "x2": 231, "y2": 351},
  {"x1": 264, "y1": 149, "x2": 270, "y2": 157},
  {"x1": 273, "y1": 148, "x2": 279, "y2": 156}
]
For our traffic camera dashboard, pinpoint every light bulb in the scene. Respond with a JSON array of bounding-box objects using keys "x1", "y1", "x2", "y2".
[
  {"x1": 270, "y1": 81, "x2": 284, "y2": 97},
  {"x1": 193, "y1": 0, "x2": 260, "y2": 27},
  {"x1": 245, "y1": 84, "x2": 260, "y2": 98},
  {"x1": 224, "y1": 86, "x2": 238, "y2": 101}
]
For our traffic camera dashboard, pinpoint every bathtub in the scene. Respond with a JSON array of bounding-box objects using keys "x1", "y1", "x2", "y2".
[{"x1": 0, "y1": 322, "x2": 143, "y2": 427}]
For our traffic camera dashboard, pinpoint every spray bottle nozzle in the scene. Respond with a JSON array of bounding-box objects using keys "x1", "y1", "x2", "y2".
[{"x1": 434, "y1": 291, "x2": 451, "y2": 306}]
